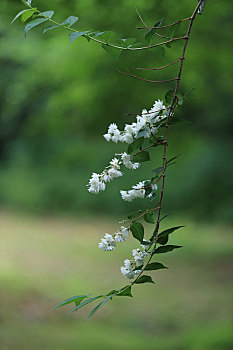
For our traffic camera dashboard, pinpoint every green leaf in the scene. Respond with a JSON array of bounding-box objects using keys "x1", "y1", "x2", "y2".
[
  {"x1": 165, "y1": 90, "x2": 174, "y2": 104},
  {"x1": 133, "y1": 151, "x2": 150, "y2": 163},
  {"x1": 130, "y1": 222, "x2": 144, "y2": 242},
  {"x1": 144, "y1": 180, "x2": 152, "y2": 197},
  {"x1": 97, "y1": 31, "x2": 115, "y2": 42},
  {"x1": 145, "y1": 18, "x2": 163, "y2": 44},
  {"x1": 66, "y1": 295, "x2": 104, "y2": 316},
  {"x1": 117, "y1": 286, "x2": 133, "y2": 297},
  {"x1": 102, "y1": 44, "x2": 123, "y2": 59},
  {"x1": 21, "y1": 9, "x2": 37, "y2": 23},
  {"x1": 69, "y1": 31, "x2": 90, "y2": 44},
  {"x1": 25, "y1": 17, "x2": 49, "y2": 36},
  {"x1": 198, "y1": 0, "x2": 207, "y2": 15},
  {"x1": 86, "y1": 293, "x2": 116, "y2": 320},
  {"x1": 51, "y1": 294, "x2": 91, "y2": 310},
  {"x1": 135, "y1": 275, "x2": 154, "y2": 284},
  {"x1": 119, "y1": 37, "x2": 136, "y2": 48},
  {"x1": 144, "y1": 212, "x2": 155, "y2": 224},
  {"x1": 12, "y1": 9, "x2": 37, "y2": 24},
  {"x1": 43, "y1": 16, "x2": 79, "y2": 34},
  {"x1": 128, "y1": 210, "x2": 143, "y2": 220},
  {"x1": 157, "y1": 226, "x2": 184, "y2": 245},
  {"x1": 154, "y1": 245, "x2": 182, "y2": 254},
  {"x1": 39, "y1": 11, "x2": 54, "y2": 19},
  {"x1": 127, "y1": 137, "x2": 144, "y2": 154},
  {"x1": 167, "y1": 154, "x2": 181, "y2": 166},
  {"x1": 145, "y1": 262, "x2": 168, "y2": 271}
]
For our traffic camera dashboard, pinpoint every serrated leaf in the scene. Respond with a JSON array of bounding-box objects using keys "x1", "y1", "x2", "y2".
[
  {"x1": 154, "y1": 245, "x2": 182, "y2": 254},
  {"x1": 145, "y1": 18, "x2": 163, "y2": 44},
  {"x1": 135, "y1": 275, "x2": 154, "y2": 284},
  {"x1": 51, "y1": 294, "x2": 91, "y2": 311},
  {"x1": 69, "y1": 31, "x2": 90, "y2": 44},
  {"x1": 130, "y1": 222, "x2": 144, "y2": 242},
  {"x1": 66, "y1": 295, "x2": 103, "y2": 316},
  {"x1": 25, "y1": 17, "x2": 49, "y2": 36},
  {"x1": 133, "y1": 151, "x2": 150, "y2": 163},
  {"x1": 86, "y1": 293, "x2": 116, "y2": 320},
  {"x1": 145, "y1": 262, "x2": 168, "y2": 271},
  {"x1": 127, "y1": 137, "x2": 144, "y2": 154},
  {"x1": 12, "y1": 9, "x2": 37, "y2": 24},
  {"x1": 102, "y1": 44, "x2": 123, "y2": 59},
  {"x1": 144, "y1": 212, "x2": 155, "y2": 224},
  {"x1": 117, "y1": 286, "x2": 133, "y2": 297}
]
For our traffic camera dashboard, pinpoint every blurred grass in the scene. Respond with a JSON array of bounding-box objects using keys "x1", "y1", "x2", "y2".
[{"x1": 0, "y1": 211, "x2": 232, "y2": 350}]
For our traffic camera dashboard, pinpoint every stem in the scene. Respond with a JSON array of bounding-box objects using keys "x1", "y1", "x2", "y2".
[
  {"x1": 123, "y1": 0, "x2": 203, "y2": 289},
  {"x1": 29, "y1": 6, "x2": 185, "y2": 51},
  {"x1": 137, "y1": 17, "x2": 192, "y2": 30}
]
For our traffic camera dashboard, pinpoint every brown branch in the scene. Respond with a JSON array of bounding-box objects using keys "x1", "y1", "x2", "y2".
[
  {"x1": 153, "y1": 0, "x2": 203, "y2": 243},
  {"x1": 132, "y1": 207, "x2": 160, "y2": 223},
  {"x1": 137, "y1": 17, "x2": 191, "y2": 30},
  {"x1": 118, "y1": 71, "x2": 178, "y2": 83},
  {"x1": 133, "y1": 58, "x2": 181, "y2": 71}
]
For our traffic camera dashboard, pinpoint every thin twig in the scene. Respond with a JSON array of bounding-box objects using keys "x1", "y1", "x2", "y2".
[
  {"x1": 118, "y1": 71, "x2": 178, "y2": 83},
  {"x1": 137, "y1": 17, "x2": 191, "y2": 30},
  {"x1": 134, "y1": 58, "x2": 181, "y2": 71},
  {"x1": 135, "y1": 7, "x2": 148, "y2": 27}
]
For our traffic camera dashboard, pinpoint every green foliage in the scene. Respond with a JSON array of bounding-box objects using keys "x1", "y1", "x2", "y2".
[
  {"x1": 117, "y1": 286, "x2": 133, "y2": 297},
  {"x1": 135, "y1": 275, "x2": 154, "y2": 284},
  {"x1": 157, "y1": 225, "x2": 185, "y2": 245},
  {"x1": 127, "y1": 138, "x2": 144, "y2": 154},
  {"x1": 145, "y1": 262, "x2": 168, "y2": 270},
  {"x1": 144, "y1": 212, "x2": 155, "y2": 224},
  {"x1": 130, "y1": 222, "x2": 144, "y2": 242},
  {"x1": 133, "y1": 151, "x2": 150, "y2": 162},
  {"x1": 145, "y1": 18, "x2": 163, "y2": 44},
  {"x1": 69, "y1": 31, "x2": 90, "y2": 44},
  {"x1": 154, "y1": 245, "x2": 182, "y2": 254}
]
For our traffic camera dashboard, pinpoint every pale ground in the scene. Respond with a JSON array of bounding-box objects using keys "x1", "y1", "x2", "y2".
[{"x1": 0, "y1": 210, "x2": 232, "y2": 350}]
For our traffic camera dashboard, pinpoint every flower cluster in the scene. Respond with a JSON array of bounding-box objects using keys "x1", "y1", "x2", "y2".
[
  {"x1": 88, "y1": 158, "x2": 122, "y2": 194},
  {"x1": 98, "y1": 226, "x2": 129, "y2": 251},
  {"x1": 88, "y1": 153, "x2": 140, "y2": 194},
  {"x1": 120, "y1": 181, "x2": 158, "y2": 202},
  {"x1": 103, "y1": 100, "x2": 167, "y2": 145},
  {"x1": 121, "y1": 248, "x2": 149, "y2": 279}
]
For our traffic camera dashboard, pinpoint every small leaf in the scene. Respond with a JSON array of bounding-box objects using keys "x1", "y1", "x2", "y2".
[
  {"x1": 167, "y1": 154, "x2": 181, "y2": 166},
  {"x1": 62, "y1": 16, "x2": 79, "y2": 27},
  {"x1": 51, "y1": 294, "x2": 91, "y2": 311},
  {"x1": 12, "y1": 9, "x2": 36, "y2": 24},
  {"x1": 21, "y1": 9, "x2": 37, "y2": 23},
  {"x1": 97, "y1": 31, "x2": 115, "y2": 42},
  {"x1": 25, "y1": 17, "x2": 49, "y2": 36},
  {"x1": 117, "y1": 286, "x2": 133, "y2": 297},
  {"x1": 144, "y1": 212, "x2": 155, "y2": 224},
  {"x1": 66, "y1": 295, "x2": 103, "y2": 316},
  {"x1": 154, "y1": 245, "x2": 182, "y2": 254},
  {"x1": 145, "y1": 262, "x2": 168, "y2": 271},
  {"x1": 157, "y1": 225, "x2": 184, "y2": 244},
  {"x1": 69, "y1": 31, "x2": 90, "y2": 44},
  {"x1": 86, "y1": 293, "x2": 116, "y2": 320},
  {"x1": 145, "y1": 18, "x2": 163, "y2": 44},
  {"x1": 133, "y1": 151, "x2": 150, "y2": 163},
  {"x1": 102, "y1": 44, "x2": 123, "y2": 59},
  {"x1": 198, "y1": 0, "x2": 207, "y2": 15},
  {"x1": 135, "y1": 275, "x2": 154, "y2": 284},
  {"x1": 136, "y1": 128, "x2": 149, "y2": 139},
  {"x1": 127, "y1": 137, "x2": 144, "y2": 154},
  {"x1": 130, "y1": 222, "x2": 144, "y2": 242}
]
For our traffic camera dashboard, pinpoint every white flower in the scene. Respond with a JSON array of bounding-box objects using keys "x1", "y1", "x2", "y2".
[
  {"x1": 108, "y1": 168, "x2": 122, "y2": 179},
  {"x1": 103, "y1": 133, "x2": 112, "y2": 142},
  {"x1": 108, "y1": 123, "x2": 118, "y2": 134},
  {"x1": 120, "y1": 132, "x2": 134, "y2": 144},
  {"x1": 111, "y1": 129, "x2": 121, "y2": 143},
  {"x1": 120, "y1": 259, "x2": 141, "y2": 279},
  {"x1": 88, "y1": 173, "x2": 103, "y2": 194},
  {"x1": 132, "y1": 248, "x2": 149, "y2": 267},
  {"x1": 114, "y1": 226, "x2": 129, "y2": 242},
  {"x1": 98, "y1": 233, "x2": 116, "y2": 251},
  {"x1": 121, "y1": 152, "x2": 140, "y2": 170},
  {"x1": 110, "y1": 158, "x2": 120, "y2": 169},
  {"x1": 120, "y1": 190, "x2": 136, "y2": 202}
]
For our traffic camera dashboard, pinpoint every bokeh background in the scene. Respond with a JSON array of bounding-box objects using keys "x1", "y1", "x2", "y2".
[{"x1": 0, "y1": 0, "x2": 232, "y2": 349}]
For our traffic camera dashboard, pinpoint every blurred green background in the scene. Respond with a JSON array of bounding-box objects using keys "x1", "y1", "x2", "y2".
[{"x1": 0, "y1": 0, "x2": 232, "y2": 349}]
